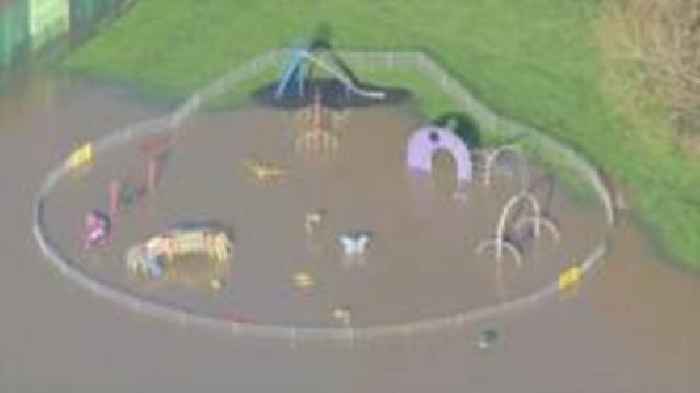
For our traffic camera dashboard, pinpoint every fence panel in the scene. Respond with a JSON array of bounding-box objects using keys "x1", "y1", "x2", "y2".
[
  {"x1": 69, "y1": 0, "x2": 125, "y2": 32},
  {"x1": 28, "y1": 0, "x2": 69, "y2": 50},
  {"x1": 0, "y1": 0, "x2": 29, "y2": 67}
]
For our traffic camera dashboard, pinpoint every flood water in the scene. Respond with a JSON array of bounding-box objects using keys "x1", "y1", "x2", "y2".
[{"x1": 1, "y1": 72, "x2": 698, "y2": 392}]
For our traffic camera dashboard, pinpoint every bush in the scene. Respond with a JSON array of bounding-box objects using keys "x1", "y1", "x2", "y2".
[{"x1": 599, "y1": 0, "x2": 700, "y2": 137}]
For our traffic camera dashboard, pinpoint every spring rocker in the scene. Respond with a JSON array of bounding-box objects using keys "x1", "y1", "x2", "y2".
[{"x1": 126, "y1": 224, "x2": 234, "y2": 291}]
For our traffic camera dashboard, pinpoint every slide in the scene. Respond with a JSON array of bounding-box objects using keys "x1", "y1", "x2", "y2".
[
  {"x1": 274, "y1": 49, "x2": 308, "y2": 99},
  {"x1": 301, "y1": 51, "x2": 386, "y2": 100},
  {"x1": 275, "y1": 49, "x2": 386, "y2": 101}
]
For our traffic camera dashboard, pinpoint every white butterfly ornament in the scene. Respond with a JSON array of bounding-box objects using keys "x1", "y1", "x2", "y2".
[{"x1": 338, "y1": 232, "x2": 372, "y2": 256}]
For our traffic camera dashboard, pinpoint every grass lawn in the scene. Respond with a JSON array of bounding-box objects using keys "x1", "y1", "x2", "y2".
[{"x1": 64, "y1": 0, "x2": 700, "y2": 269}]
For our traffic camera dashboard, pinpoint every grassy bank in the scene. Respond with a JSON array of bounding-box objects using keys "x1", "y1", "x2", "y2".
[{"x1": 64, "y1": 0, "x2": 700, "y2": 269}]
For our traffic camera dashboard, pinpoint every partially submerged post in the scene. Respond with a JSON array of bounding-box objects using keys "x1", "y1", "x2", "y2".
[
  {"x1": 140, "y1": 134, "x2": 172, "y2": 194},
  {"x1": 147, "y1": 157, "x2": 159, "y2": 194},
  {"x1": 109, "y1": 180, "x2": 122, "y2": 218}
]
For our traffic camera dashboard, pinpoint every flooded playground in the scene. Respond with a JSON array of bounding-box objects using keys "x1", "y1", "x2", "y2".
[
  {"x1": 40, "y1": 101, "x2": 607, "y2": 329},
  {"x1": 1, "y1": 68, "x2": 699, "y2": 391}
]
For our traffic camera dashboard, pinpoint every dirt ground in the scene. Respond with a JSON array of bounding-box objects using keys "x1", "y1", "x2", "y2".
[{"x1": 0, "y1": 73, "x2": 698, "y2": 392}]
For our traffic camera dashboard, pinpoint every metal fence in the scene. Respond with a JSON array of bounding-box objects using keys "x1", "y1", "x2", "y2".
[
  {"x1": 0, "y1": 0, "x2": 130, "y2": 68},
  {"x1": 33, "y1": 49, "x2": 615, "y2": 343},
  {"x1": 69, "y1": 0, "x2": 132, "y2": 40},
  {"x1": 0, "y1": 0, "x2": 29, "y2": 67}
]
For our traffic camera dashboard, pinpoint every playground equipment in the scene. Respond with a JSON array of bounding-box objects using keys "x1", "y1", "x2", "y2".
[
  {"x1": 209, "y1": 278, "x2": 224, "y2": 291},
  {"x1": 275, "y1": 48, "x2": 386, "y2": 101},
  {"x1": 153, "y1": 261, "x2": 229, "y2": 292},
  {"x1": 293, "y1": 272, "x2": 315, "y2": 289},
  {"x1": 108, "y1": 136, "x2": 171, "y2": 218},
  {"x1": 406, "y1": 125, "x2": 472, "y2": 184},
  {"x1": 147, "y1": 158, "x2": 159, "y2": 194},
  {"x1": 476, "y1": 191, "x2": 540, "y2": 267},
  {"x1": 514, "y1": 215, "x2": 561, "y2": 243},
  {"x1": 109, "y1": 179, "x2": 145, "y2": 218},
  {"x1": 477, "y1": 190, "x2": 560, "y2": 267},
  {"x1": 497, "y1": 192, "x2": 543, "y2": 241},
  {"x1": 304, "y1": 210, "x2": 327, "y2": 255},
  {"x1": 477, "y1": 329, "x2": 499, "y2": 349},
  {"x1": 243, "y1": 158, "x2": 288, "y2": 183},
  {"x1": 338, "y1": 231, "x2": 372, "y2": 256},
  {"x1": 126, "y1": 224, "x2": 233, "y2": 285},
  {"x1": 481, "y1": 145, "x2": 528, "y2": 188},
  {"x1": 275, "y1": 48, "x2": 309, "y2": 99},
  {"x1": 476, "y1": 239, "x2": 523, "y2": 268},
  {"x1": 305, "y1": 210, "x2": 325, "y2": 235},
  {"x1": 332, "y1": 307, "x2": 352, "y2": 326},
  {"x1": 140, "y1": 134, "x2": 173, "y2": 157},
  {"x1": 33, "y1": 49, "x2": 616, "y2": 342},
  {"x1": 109, "y1": 180, "x2": 121, "y2": 218},
  {"x1": 83, "y1": 210, "x2": 110, "y2": 250},
  {"x1": 295, "y1": 88, "x2": 340, "y2": 156},
  {"x1": 140, "y1": 135, "x2": 172, "y2": 194}
]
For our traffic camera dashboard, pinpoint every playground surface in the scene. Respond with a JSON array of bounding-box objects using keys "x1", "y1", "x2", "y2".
[{"x1": 1, "y1": 70, "x2": 699, "y2": 392}]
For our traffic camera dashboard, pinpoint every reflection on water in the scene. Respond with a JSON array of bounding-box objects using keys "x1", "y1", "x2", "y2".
[
  {"x1": 146, "y1": 254, "x2": 231, "y2": 292},
  {"x1": 431, "y1": 149, "x2": 459, "y2": 196}
]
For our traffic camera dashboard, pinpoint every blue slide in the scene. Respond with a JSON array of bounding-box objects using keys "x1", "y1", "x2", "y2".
[
  {"x1": 274, "y1": 49, "x2": 309, "y2": 100},
  {"x1": 275, "y1": 47, "x2": 386, "y2": 101}
]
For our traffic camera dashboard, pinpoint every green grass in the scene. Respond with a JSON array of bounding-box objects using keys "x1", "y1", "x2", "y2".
[{"x1": 64, "y1": 0, "x2": 700, "y2": 269}]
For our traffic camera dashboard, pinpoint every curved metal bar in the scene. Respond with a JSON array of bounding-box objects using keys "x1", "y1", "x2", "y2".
[
  {"x1": 495, "y1": 191, "x2": 541, "y2": 258},
  {"x1": 476, "y1": 239, "x2": 523, "y2": 268},
  {"x1": 515, "y1": 215, "x2": 561, "y2": 243},
  {"x1": 483, "y1": 145, "x2": 529, "y2": 188}
]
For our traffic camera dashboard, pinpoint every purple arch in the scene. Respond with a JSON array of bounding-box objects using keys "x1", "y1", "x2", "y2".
[{"x1": 406, "y1": 126, "x2": 472, "y2": 182}]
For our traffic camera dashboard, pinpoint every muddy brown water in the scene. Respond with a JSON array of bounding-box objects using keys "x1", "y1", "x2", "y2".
[
  {"x1": 1, "y1": 73, "x2": 698, "y2": 392},
  {"x1": 41, "y1": 100, "x2": 606, "y2": 328}
]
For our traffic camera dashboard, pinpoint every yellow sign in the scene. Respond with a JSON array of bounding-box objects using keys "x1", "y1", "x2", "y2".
[
  {"x1": 558, "y1": 265, "x2": 583, "y2": 291},
  {"x1": 66, "y1": 143, "x2": 94, "y2": 170}
]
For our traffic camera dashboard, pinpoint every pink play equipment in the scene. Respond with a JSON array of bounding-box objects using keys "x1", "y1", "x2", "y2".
[
  {"x1": 147, "y1": 158, "x2": 159, "y2": 194},
  {"x1": 140, "y1": 134, "x2": 171, "y2": 194},
  {"x1": 83, "y1": 210, "x2": 111, "y2": 250},
  {"x1": 109, "y1": 180, "x2": 122, "y2": 218},
  {"x1": 108, "y1": 135, "x2": 171, "y2": 218},
  {"x1": 406, "y1": 125, "x2": 472, "y2": 182}
]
